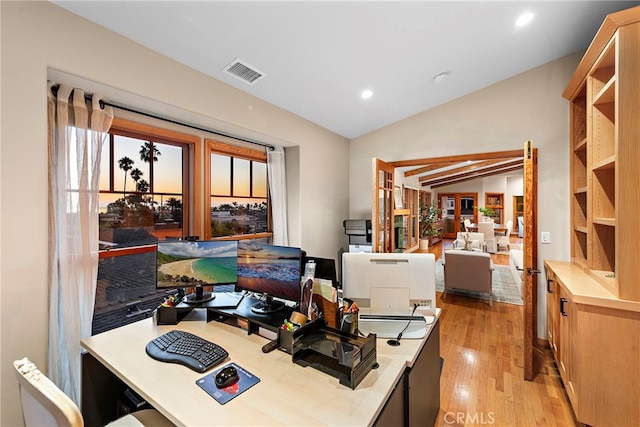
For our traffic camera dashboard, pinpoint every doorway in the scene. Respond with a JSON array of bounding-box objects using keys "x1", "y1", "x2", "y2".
[{"x1": 437, "y1": 193, "x2": 478, "y2": 238}]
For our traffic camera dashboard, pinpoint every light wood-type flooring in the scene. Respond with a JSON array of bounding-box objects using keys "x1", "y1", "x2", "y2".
[{"x1": 420, "y1": 239, "x2": 583, "y2": 426}]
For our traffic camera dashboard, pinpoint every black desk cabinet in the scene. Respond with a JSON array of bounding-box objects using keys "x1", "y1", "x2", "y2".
[{"x1": 374, "y1": 320, "x2": 441, "y2": 427}]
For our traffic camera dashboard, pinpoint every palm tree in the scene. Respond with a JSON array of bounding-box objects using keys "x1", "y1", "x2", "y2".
[
  {"x1": 118, "y1": 156, "x2": 134, "y2": 195},
  {"x1": 166, "y1": 197, "x2": 182, "y2": 214},
  {"x1": 136, "y1": 179, "x2": 150, "y2": 193},
  {"x1": 130, "y1": 168, "x2": 143, "y2": 186},
  {"x1": 139, "y1": 141, "x2": 161, "y2": 163}
]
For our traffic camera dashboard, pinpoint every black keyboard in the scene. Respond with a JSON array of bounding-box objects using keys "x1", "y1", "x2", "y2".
[{"x1": 145, "y1": 330, "x2": 228, "y2": 373}]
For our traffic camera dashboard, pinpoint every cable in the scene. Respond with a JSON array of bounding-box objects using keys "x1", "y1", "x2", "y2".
[{"x1": 387, "y1": 304, "x2": 419, "y2": 347}]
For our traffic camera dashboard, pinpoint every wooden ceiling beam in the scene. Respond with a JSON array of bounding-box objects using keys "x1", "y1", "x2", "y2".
[
  {"x1": 417, "y1": 159, "x2": 515, "y2": 182},
  {"x1": 404, "y1": 161, "x2": 459, "y2": 177},
  {"x1": 390, "y1": 149, "x2": 523, "y2": 168},
  {"x1": 425, "y1": 164, "x2": 524, "y2": 188}
]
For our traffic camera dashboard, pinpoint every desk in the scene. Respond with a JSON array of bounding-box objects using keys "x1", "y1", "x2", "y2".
[
  {"x1": 467, "y1": 223, "x2": 507, "y2": 233},
  {"x1": 81, "y1": 305, "x2": 441, "y2": 427}
]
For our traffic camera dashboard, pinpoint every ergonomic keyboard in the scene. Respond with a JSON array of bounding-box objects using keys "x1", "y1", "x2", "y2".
[{"x1": 145, "y1": 330, "x2": 228, "y2": 373}]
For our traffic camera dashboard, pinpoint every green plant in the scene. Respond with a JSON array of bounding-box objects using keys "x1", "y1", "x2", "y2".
[
  {"x1": 419, "y1": 202, "x2": 442, "y2": 239},
  {"x1": 476, "y1": 206, "x2": 496, "y2": 217}
]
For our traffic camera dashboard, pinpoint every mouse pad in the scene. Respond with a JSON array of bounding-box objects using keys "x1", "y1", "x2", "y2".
[{"x1": 196, "y1": 362, "x2": 260, "y2": 405}]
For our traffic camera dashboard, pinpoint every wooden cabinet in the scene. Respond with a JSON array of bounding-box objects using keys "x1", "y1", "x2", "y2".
[
  {"x1": 546, "y1": 8, "x2": 640, "y2": 426},
  {"x1": 484, "y1": 192, "x2": 503, "y2": 224},
  {"x1": 544, "y1": 261, "x2": 640, "y2": 426},
  {"x1": 563, "y1": 6, "x2": 640, "y2": 301}
]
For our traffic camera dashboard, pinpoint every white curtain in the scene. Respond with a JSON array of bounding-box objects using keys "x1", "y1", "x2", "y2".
[
  {"x1": 267, "y1": 145, "x2": 288, "y2": 246},
  {"x1": 47, "y1": 82, "x2": 113, "y2": 404}
]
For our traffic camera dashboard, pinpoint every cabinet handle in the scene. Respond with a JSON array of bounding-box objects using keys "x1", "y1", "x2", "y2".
[
  {"x1": 560, "y1": 298, "x2": 568, "y2": 316},
  {"x1": 547, "y1": 278, "x2": 554, "y2": 293}
]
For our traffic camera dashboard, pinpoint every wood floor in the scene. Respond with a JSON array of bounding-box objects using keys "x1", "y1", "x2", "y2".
[{"x1": 423, "y1": 239, "x2": 581, "y2": 426}]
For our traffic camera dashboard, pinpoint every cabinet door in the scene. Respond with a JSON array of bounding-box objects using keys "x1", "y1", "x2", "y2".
[
  {"x1": 557, "y1": 286, "x2": 577, "y2": 405},
  {"x1": 544, "y1": 268, "x2": 558, "y2": 357}
]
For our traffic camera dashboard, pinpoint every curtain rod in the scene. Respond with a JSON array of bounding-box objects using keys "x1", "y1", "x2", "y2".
[{"x1": 51, "y1": 85, "x2": 275, "y2": 151}]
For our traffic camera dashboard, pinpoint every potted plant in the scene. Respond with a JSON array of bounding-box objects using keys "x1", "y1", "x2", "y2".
[
  {"x1": 476, "y1": 206, "x2": 496, "y2": 222},
  {"x1": 419, "y1": 202, "x2": 442, "y2": 250}
]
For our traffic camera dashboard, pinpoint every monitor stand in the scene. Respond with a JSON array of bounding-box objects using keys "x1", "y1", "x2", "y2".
[
  {"x1": 182, "y1": 286, "x2": 215, "y2": 304},
  {"x1": 250, "y1": 295, "x2": 285, "y2": 314}
]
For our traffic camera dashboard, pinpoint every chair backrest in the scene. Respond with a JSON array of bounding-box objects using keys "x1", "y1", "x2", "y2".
[
  {"x1": 13, "y1": 358, "x2": 84, "y2": 427},
  {"x1": 463, "y1": 218, "x2": 471, "y2": 232},
  {"x1": 504, "y1": 219, "x2": 513, "y2": 235},
  {"x1": 478, "y1": 222, "x2": 495, "y2": 241}
]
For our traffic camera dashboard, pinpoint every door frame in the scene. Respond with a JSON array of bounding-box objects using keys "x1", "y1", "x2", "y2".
[
  {"x1": 372, "y1": 147, "x2": 539, "y2": 380},
  {"x1": 437, "y1": 192, "x2": 478, "y2": 238},
  {"x1": 523, "y1": 141, "x2": 539, "y2": 381}
]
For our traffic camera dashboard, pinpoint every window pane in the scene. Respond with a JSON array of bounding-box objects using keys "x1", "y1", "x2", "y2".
[
  {"x1": 233, "y1": 158, "x2": 250, "y2": 197},
  {"x1": 211, "y1": 154, "x2": 231, "y2": 196},
  {"x1": 211, "y1": 196, "x2": 268, "y2": 237},
  {"x1": 252, "y1": 162, "x2": 267, "y2": 197},
  {"x1": 100, "y1": 134, "x2": 186, "y2": 246},
  {"x1": 113, "y1": 135, "x2": 149, "y2": 193},
  {"x1": 152, "y1": 142, "x2": 182, "y2": 194}
]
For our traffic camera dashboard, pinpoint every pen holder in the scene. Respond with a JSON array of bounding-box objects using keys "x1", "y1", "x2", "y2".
[{"x1": 339, "y1": 313, "x2": 357, "y2": 335}]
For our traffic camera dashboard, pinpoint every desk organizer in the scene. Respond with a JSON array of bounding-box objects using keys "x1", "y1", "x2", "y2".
[
  {"x1": 155, "y1": 306, "x2": 193, "y2": 325},
  {"x1": 288, "y1": 318, "x2": 377, "y2": 389}
]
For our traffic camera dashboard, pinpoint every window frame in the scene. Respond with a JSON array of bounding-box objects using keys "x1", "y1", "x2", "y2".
[
  {"x1": 100, "y1": 118, "x2": 203, "y2": 246},
  {"x1": 206, "y1": 139, "x2": 271, "y2": 241}
]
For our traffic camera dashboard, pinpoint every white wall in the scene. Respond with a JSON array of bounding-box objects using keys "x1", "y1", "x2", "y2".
[
  {"x1": 0, "y1": 3, "x2": 349, "y2": 425},
  {"x1": 350, "y1": 54, "x2": 577, "y2": 341}
]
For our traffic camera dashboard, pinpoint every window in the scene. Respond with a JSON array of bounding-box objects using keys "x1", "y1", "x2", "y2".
[
  {"x1": 93, "y1": 119, "x2": 200, "y2": 335},
  {"x1": 93, "y1": 121, "x2": 273, "y2": 335},
  {"x1": 207, "y1": 139, "x2": 270, "y2": 240}
]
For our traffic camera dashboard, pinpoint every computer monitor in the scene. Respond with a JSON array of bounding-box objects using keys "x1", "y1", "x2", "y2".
[
  {"x1": 341, "y1": 252, "x2": 436, "y2": 315},
  {"x1": 303, "y1": 255, "x2": 338, "y2": 287},
  {"x1": 156, "y1": 240, "x2": 238, "y2": 304},
  {"x1": 236, "y1": 241, "x2": 302, "y2": 314}
]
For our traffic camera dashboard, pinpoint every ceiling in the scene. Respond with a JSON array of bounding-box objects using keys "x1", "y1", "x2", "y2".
[{"x1": 52, "y1": 0, "x2": 638, "y2": 186}]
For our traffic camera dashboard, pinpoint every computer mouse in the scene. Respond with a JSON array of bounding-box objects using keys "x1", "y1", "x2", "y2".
[{"x1": 215, "y1": 365, "x2": 239, "y2": 388}]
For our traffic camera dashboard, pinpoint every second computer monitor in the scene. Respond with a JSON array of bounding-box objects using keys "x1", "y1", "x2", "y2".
[{"x1": 236, "y1": 241, "x2": 302, "y2": 314}]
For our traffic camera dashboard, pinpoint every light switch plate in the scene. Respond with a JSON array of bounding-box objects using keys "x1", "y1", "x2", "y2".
[{"x1": 541, "y1": 231, "x2": 551, "y2": 244}]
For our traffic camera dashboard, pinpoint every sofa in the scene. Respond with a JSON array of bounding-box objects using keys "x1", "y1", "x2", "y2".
[
  {"x1": 509, "y1": 243, "x2": 523, "y2": 296},
  {"x1": 443, "y1": 249, "x2": 494, "y2": 305}
]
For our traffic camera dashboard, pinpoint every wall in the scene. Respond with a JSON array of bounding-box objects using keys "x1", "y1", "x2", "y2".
[
  {"x1": 0, "y1": 2, "x2": 349, "y2": 425},
  {"x1": 350, "y1": 53, "x2": 577, "y2": 340}
]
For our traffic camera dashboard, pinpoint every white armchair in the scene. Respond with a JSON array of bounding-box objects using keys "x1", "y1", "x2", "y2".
[
  {"x1": 478, "y1": 222, "x2": 496, "y2": 253},
  {"x1": 496, "y1": 219, "x2": 513, "y2": 251}
]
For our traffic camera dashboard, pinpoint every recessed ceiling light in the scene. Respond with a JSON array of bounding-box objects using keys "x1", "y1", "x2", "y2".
[
  {"x1": 433, "y1": 71, "x2": 449, "y2": 84},
  {"x1": 361, "y1": 89, "x2": 373, "y2": 99},
  {"x1": 515, "y1": 12, "x2": 535, "y2": 27}
]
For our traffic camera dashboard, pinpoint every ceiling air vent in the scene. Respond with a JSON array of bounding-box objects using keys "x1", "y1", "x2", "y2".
[{"x1": 223, "y1": 58, "x2": 265, "y2": 85}]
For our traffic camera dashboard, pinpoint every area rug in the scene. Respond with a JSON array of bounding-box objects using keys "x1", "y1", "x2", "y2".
[{"x1": 435, "y1": 259, "x2": 523, "y2": 305}]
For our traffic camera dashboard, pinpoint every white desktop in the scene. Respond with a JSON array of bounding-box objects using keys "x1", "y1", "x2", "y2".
[{"x1": 341, "y1": 252, "x2": 437, "y2": 339}]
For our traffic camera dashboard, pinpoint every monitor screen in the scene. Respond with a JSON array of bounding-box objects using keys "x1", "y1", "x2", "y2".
[
  {"x1": 156, "y1": 240, "x2": 238, "y2": 303},
  {"x1": 236, "y1": 241, "x2": 301, "y2": 314},
  {"x1": 342, "y1": 252, "x2": 436, "y2": 316},
  {"x1": 303, "y1": 255, "x2": 338, "y2": 287}
]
